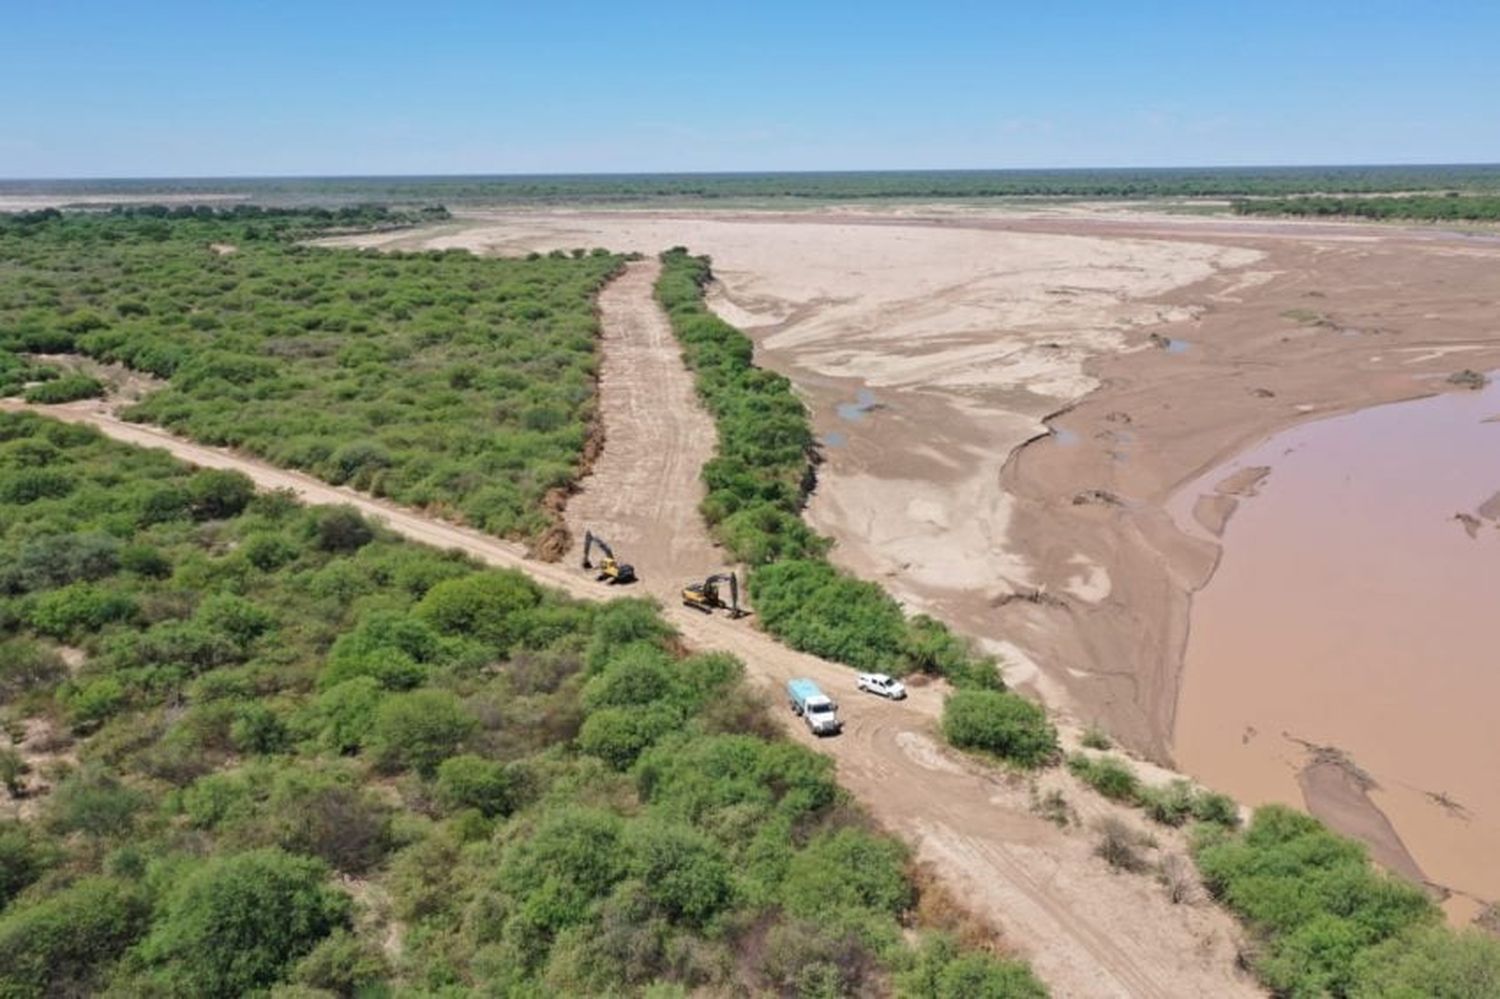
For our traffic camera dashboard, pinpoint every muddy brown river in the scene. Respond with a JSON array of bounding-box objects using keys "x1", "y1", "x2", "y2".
[{"x1": 1172, "y1": 373, "x2": 1500, "y2": 917}]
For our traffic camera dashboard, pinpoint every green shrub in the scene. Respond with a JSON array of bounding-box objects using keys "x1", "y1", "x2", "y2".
[
  {"x1": 1080, "y1": 725, "x2": 1111, "y2": 750},
  {"x1": 291, "y1": 927, "x2": 390, "y2": 994},
  {"x1": 136, "y1": 848, "x2": 350, "y2": 995},
  {"x1": 0, "y1": 876, "x2": 149, "y2": 997},
  {"x1": 243, "y1": 531, "x2": 298, "y2": 571},
  {"x1": 1191, "y1": 791, "x2": 1241, "y2": 827},
  {"x1": 268, "y1": 770, "x2": 392, "y2": 874},
  {"x1": 187, "y1": 468, "x2": 256, "y2": 519},
  {"x1": 28, "y1": 582, "x2": 137, "y2": 638},
  {"x1": 0, "y1": 531, "x2": 120, "y2": 593},
  {"x1": 782, "y1": 828, "x2": 911, "y2": 920},
  {"x1": 436, "y1": 754, "x2": 515, "y2": 817},
  {"x1": 44, "y1": 768, "x2": 146, "y2": 837},
  {"x1": 0, "y1": 748, "x2": 28, "y2": 796},
  {"x1": 22, "y1": 373, "x2": 104, "y2": 404},
  {"x1": 495, "y1": 806, "x2": 626, "y2": 936},
  {"x1": 577, "y1": 704, "x2": 680, "y2": 770},
  {"x1": 1066, "y1": 753, "x2": 1141, "y2": 802},
  {"x1": 321, "y1": 609, "x2": 441, "y2": 691},
  {"x1": 0, "y1": 639, "x2": 67, "y2": 699},
  {"x1": 231, "y1": 702, "x2": 290, "y2": 754},
  {"x1": 416, "y1": 569, "x2": 542, "y2": 650},
  {"x1": 1349, "y1": 924, "x2": 1500, "y2": 998},
  {"x1": 1138, "y1": 780, "x2": 1197, "y2": 826},
  {"x1": 624, "y1": 820, "x2": 732, "y2": 925},
  {"x1": 313, "y1": 505, "x2": 375, "y2": 553},
  {"x1": 0, "y1": 822, "x2": 55, "y2": 907},
  {"x1": 317, "y1": 677, "x2": 386, "y2": 752},
  {"x1": 61, "y1": 675, "x2": 125, "y2": 728},
  {"x1": 899, "y1": 933, "x2": 1049, "y2": 999},
  {"x1": 366, "y1": 688, "x2": 476, "y2": 775},
  {"x1": 942, "y1": 690, "x2": 1058, "y2": 766}
]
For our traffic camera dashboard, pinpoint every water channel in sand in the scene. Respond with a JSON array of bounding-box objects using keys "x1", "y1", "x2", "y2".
[{"x1": 1171, "y1": 374, "x2": 1500, "y2": 916}]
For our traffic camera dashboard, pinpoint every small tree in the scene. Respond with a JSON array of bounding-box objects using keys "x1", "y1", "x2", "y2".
[
  {"x1": 366, "y1": 689, "x2": 475, "y2": 776},
  {"x1": 314, "y1": 506, "x2": 375, "y2": 553},
  {"x1": 136, "y1": 848, "x2": 349, "y2": 995},
  {"x1": 187, "y1": 469, "x2": 255, "y2": 520},
  {"x1": 941, "y1": 690, "x2": 1058, "y2": 766},
  {"x1": 436, "y1": 754, "x2": 514, "y2": 817}
]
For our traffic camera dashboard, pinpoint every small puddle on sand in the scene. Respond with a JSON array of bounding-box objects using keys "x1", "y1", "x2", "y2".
[
  {"x1": 836, "y1": 388, "x2": 879, "y2": 422},
  {"x1": 1172, "y1": 375, "x2": 1500, "y2": 910},
  {"x1": 1050, "y1": 426, "x2": 1080, "y2": 446}
]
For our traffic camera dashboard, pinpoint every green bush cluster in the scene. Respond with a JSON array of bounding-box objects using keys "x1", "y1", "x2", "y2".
[
  {"x1": 656, "y1": 249, "x2": 1007, "y2": 695},
  {"x1": 21, "y1": 373, "x2": 103, "y2": 404},
  {"x1": 1193, "y1": 805, "x2": 1500, "y2": 996},
  {"x1": 1066, "y1": 753, "x2": 1239, "y2": 827},
  {"x1": 0, "y1": 411, "x2": 1039, "y2": 995},
  {"x1": 655, "y1": 247, "x2": 821, "y2": 561},
  {"x1": 0, "y1": 209, "x2": 622, "y2": 546},
  {"x1": 0, "y1": 354, "x2": 59, "y2": 398},
  {"x1": 941, "y1": 689, "x2": 1057, "y2": 767}
]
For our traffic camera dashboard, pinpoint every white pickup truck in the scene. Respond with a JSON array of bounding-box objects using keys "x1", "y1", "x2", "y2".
[{"x1": 856, "y1": 672, "x2": 907, "y2": 700}]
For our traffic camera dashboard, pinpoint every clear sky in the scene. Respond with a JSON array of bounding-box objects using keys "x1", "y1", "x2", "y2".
[{"x1": 3, "y1": 1, "x2": 1496, "y2": 178}]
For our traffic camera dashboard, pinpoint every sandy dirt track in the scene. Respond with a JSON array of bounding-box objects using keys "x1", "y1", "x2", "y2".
[
  {"x1": 562, "y1": 258, "x2": 724, "y2": 587},
  {"x1": 0, "y1": 271, "x2": 1261, "y2": 997}
]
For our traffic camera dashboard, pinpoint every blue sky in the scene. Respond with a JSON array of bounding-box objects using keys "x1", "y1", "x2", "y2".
[{"x1": 3, "y1": 1, "x2": 1496, "y2": 177}]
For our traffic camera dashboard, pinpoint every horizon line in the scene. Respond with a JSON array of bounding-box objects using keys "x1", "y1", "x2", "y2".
[{"x1": 4, "y1": 161, "x2": 1500, "y2": 185}]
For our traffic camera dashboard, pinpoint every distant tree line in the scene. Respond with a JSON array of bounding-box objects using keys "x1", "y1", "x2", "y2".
[
  {"x1": 11, "y1": 164, "x2": 1500, "y2": 208},
  {"x1": 1233, "y1": 193, "x2": 1500, "y2": 221}
]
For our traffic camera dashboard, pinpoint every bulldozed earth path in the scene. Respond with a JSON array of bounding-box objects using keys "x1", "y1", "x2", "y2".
[{"x1": 0, "y1": 262, "x2": 1261, "y2": 998}]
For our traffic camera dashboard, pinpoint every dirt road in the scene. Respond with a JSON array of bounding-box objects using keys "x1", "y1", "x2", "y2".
[
  {"x1": 0, "y1": 271, "x2": 1263, "y2": 997},
  {"x1": 563, "y1": 258, "x2": 724, "y2": 589}
]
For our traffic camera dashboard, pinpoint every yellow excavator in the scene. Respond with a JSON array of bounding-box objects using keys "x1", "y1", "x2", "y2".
[
  {"x1": 682, "y1": 572, "x2": 748, "y2": 618},
  {"x1": 582, "y1": 530, "x2": 636, "y2": 585}
]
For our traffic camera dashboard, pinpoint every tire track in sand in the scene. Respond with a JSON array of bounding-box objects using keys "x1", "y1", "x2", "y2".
[{"x1": 0, "y1": 266, "x2": 1261, "y2": 998}]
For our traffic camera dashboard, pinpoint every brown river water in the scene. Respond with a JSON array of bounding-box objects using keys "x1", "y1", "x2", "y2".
[{"x1": 1172, "y1": 374, "x2": 1500, "y2": 917}]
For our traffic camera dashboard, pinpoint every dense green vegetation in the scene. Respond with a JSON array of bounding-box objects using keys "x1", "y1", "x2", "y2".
[
  {"x1": 1194, "y1": 806, "x2": 1500, "y2": 997},
  {"x1": 656, "y1": 249, "x2": 1018, "y2": 695},
  {"x1": 10, "y1": 164, "x2": 1500, "y2": 206},
  {"x1": 1233, "y1": 193, "x2": 1500, "y2": 221},
  {"x1": 0, "y1": 411, "x2": 1044, "y2": 996},
  {"x1": 940, "y1": 690, "x2": 1056, "y2": 767},
  {"x1": 0, "y1": 209, "x2": 620, "y2": 548}
]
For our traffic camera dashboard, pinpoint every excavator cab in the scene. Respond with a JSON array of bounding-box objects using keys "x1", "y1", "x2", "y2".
[
  {"x1": 582, "y1": 530, "x2": 636, "y2": 585},
  {"x1": 682, "y1": 572, "x2": 748, "y2": 618}
]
